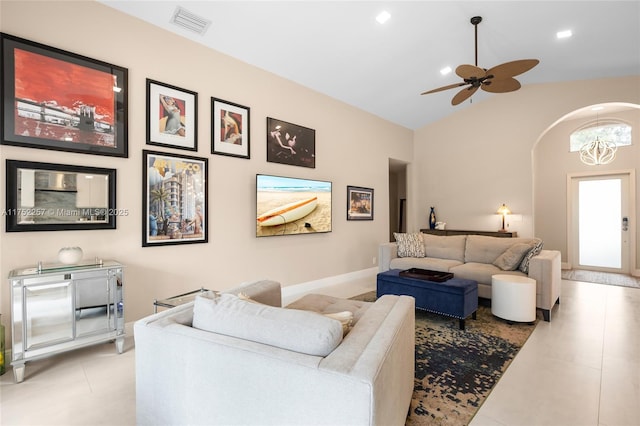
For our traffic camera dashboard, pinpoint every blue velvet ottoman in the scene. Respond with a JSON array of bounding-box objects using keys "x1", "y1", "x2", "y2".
[{"x1": 376, "y1": 269, "x2": 478, "y2": 330}]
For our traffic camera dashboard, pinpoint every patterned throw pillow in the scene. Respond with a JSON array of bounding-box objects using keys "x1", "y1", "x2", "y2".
[
  {"x1": 493, "y1": 243, "x2": 534, "y2": 271},
  {"x1": 519, "y1": 238, "x2": 544, "y2": 274},
  {"x1": 394, "y1": 232, "x2": 426, "y2": 258}
]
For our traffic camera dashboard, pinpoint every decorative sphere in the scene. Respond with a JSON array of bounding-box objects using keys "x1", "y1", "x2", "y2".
[{"x1": 58, "y1": 247, "x2": 83, "y2": 264}]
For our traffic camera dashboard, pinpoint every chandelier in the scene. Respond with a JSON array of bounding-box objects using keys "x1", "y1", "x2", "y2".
[
  {"x1": 579, "y1": 109, "x2": 617, "y2": 166},
  {"x1": 579, "y1": 137, "x2": 617, "y2": 165}
]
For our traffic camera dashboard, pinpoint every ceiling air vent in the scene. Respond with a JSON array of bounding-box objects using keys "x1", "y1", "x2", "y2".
[{"x1": 170, "y1": 6, "x2": 211, "y2": 35}]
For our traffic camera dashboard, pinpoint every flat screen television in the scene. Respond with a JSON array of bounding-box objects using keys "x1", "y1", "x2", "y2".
[{"x1": 256, "y1": 174, "x2": 332, "y2": 237}]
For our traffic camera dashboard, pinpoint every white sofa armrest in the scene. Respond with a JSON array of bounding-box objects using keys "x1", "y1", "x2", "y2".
[
  {"x1": 527, "y1": 249, "x2": 561, "y2": 321},
  {"x1": 379, "y1": 242, "x2": 398, "y2": 272}
]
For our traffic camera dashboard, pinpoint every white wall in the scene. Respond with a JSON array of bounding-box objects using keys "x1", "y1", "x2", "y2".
[
  {"x1": 0, "y1": 1, "x2": 413, "y2": 332},
  {"x1": 413, "y1": 76, "x2": 640, "y2": 264}
]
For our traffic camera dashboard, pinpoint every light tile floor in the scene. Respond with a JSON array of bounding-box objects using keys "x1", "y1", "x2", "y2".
[{"x1": 1, "y1": 277, "x2": 639, "y2": 426}]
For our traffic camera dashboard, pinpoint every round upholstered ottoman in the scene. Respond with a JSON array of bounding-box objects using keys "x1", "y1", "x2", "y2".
[{"x1": 491, "y1": 274, "x2": 536, "y2": 322}]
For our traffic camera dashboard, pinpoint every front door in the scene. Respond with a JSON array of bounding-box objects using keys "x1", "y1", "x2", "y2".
[{"x1": 570, "y1": 172, "x2": 631, "y2": 274}]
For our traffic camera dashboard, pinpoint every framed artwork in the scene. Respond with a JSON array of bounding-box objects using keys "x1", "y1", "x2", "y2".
[
  {"x1": 5, "y1": 159, "x2": 118, "y2": 232},
  {"x1": 347, "y1": 186, "x2": 374, "y2": 221},
  {"x1": 146, "y1": 79, "x2": 198, "y2": 151},
  {"x1": 142, "y1": 150, "x2": 208, "y2": 247},
  {"x1": 1, "y1": 33, "x2": 128, "y2": 157},
  {"x1": 266, "y1": 117, "x2": 315, "y2": 168},
  {"x1": 211, "y1": 97, "x2": 250, "y2": 159}
]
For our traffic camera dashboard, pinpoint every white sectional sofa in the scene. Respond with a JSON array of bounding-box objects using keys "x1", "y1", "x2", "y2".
[
  {"x1": 379, "y1": 233, "x2": 561, "y2": 321},
  {"x1": 135, "y1": 280, "x2": 415, "y2": 426}
]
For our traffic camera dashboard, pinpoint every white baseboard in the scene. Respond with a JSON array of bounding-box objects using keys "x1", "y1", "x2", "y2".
[{"x1": 281, "y1": 267, "x2": 378, "y2": 301}]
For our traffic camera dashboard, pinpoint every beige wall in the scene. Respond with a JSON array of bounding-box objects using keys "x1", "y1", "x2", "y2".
[
  {"x1": 413, "y1": 77, "x2": 640, "y2": 269},
  {"x1": 0, "y1": 1, "x2": 413, "y2": 330}
]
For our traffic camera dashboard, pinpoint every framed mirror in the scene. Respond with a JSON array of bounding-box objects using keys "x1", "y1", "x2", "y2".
[{"x1": 5, "y1": 160, "x2": 117, "y2": 231}]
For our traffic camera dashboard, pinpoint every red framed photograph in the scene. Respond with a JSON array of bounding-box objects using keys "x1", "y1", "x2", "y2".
[{"x1": 1, "y1": 33, "x2": 128, "y2": 157}]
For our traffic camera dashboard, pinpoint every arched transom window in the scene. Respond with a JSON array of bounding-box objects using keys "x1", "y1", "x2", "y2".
[{"x1": 569, "y1": 119, "x2": 632, "y2": 152}]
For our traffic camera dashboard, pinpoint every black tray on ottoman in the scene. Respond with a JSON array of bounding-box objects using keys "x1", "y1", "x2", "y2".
[{"x1": 399, "y1": 268, "x2": 453, "y2": 282}]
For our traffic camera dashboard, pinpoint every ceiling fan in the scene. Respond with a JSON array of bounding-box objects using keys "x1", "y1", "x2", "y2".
[{"x1": 421, "y1": 16, "x2": 539, "y2": 106}]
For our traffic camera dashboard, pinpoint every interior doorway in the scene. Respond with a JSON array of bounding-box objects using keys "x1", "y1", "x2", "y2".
[
  {"x1": 389, "y1": 159, "x2": 408, "y2": 242},
  {"x1": 569, "y1": 172, "x2": 632, "y2": 274}
]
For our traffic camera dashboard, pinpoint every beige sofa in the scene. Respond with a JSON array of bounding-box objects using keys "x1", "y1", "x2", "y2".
[
  {"x1": 379, "y1": 233, "x2": 561, "y2": 321},
  {"x1": 135, "y1": 280, "x2": 415, "y2": 426}
]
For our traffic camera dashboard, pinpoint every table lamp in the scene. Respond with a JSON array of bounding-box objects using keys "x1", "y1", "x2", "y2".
[{"x1": 497, "y1": 203, "x2": 511, "y2": 232}]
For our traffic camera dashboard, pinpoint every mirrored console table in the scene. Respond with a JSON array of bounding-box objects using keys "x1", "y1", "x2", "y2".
[{"x1": 9, "y1": 260, "x2": 125, "y2": 383}]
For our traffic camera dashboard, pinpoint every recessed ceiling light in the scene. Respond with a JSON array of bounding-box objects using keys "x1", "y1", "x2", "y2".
[
  {"x1": 440, "y1": 66, "x2": 452, "y2": 76},
  {"x1": 376, "y1": 11, "x2": 391, "y2": 24},
  {"x1": 556, "y1": 29, "x2": 572, "y2": 39}
]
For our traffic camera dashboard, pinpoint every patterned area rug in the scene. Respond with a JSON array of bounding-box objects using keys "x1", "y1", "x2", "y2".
[{"x1": 351, "y1": 292, "x2": 540, "y2": 425}]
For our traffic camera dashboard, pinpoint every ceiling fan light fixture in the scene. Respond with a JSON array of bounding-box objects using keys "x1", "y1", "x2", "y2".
[{"x1": 420, "y1": 15, "x2": 539, "y2": 105}]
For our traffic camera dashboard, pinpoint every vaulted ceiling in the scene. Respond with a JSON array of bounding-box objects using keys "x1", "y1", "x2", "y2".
[{"x1": 100, "y1": 1, "x2": 640, "y2": 130}]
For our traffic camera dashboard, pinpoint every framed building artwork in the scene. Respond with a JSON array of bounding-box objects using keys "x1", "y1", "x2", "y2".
[
  {"x1": 266, "y1": 117, "x2": 315, "y2": 168},
  {"x1": 146, "y1": 79, "x2": 198, "y2": 151},
  {"x1": 142, "y1": 150, "x2": 208, "y2": 247},
  {"x1": 211, "y1": 97, "x2": 250, "y2": 159},
  {"x1": 347, "y1": 186, "x2": 374, "y2": 220},
  {"x1": 1, "y1": 33, "x2": 128, "y2": 157}
]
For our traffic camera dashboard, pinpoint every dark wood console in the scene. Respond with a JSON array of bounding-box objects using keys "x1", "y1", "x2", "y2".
[{"x1": 420, "y1": 229, "x2": 517, "y2": 238}]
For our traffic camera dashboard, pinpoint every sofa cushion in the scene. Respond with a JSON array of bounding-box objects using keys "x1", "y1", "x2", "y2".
[
  {"x1": 240, "y1": 292, "x2": 354, "y2": 336},
  {"x1": 394, "y1": 232, "x2": 425, "y2": 258},
  {"x1": 422, "y1": 234, "x2": 467, "y2": 262},
  {"x1": 390, "y1": 256, "x2": 463, "y2": 272},
  {"x1": 193, "y1": 292, "x2": 343, "y2": 357},
  {"x1": 519, "y1": 238, "x2": 544, "y2": 274},
  {"x1": 493, "y1": 242, "x2": 534, "y2": 271},
  {"x1": 450, "y1": 262, "x2": 525, "y2": 286},
  {"x1": 464, "y1": 235, "x2": 535, "y2": 264}
]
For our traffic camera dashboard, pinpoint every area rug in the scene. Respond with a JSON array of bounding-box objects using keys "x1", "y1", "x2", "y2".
[
  {"x1": 562, "y1": 269, "x2": 640, "y2": 289},
  {"x1": 351, "y1": 292, "x2": 540, "y2": 426}
]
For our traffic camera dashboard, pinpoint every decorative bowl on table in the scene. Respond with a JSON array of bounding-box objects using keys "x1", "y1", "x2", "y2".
[{"x1": 58, "y1": 247, "x2": 83, "y2": 265}]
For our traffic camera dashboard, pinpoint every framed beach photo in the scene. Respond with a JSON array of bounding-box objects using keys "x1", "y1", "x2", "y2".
[
  {"x1": 1, "y1": 33, "x2": 128, "y2": 157},
  {"x1": 347, "y1": 186, "x2": 374, "y2": 221},
  {"x1": 142, "y1": 150, "x2": 208, "y2": 247},
  {"x1": 211, "y1": 97, "x2": 250, "y2": 159},
  {"x1": 146, "y1": 79, "x2": 198, "y2": 151},
  {"x1": 266, "y1": 117, "x2": 315, "y2": 168}
]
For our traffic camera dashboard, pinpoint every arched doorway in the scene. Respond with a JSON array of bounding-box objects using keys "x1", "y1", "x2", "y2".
[{"x1": 533, "y1": 102, "x2": 640, "y2": 277}]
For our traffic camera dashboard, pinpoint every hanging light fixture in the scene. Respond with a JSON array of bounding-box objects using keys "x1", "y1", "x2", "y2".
[{"x1": 579, "y1": 110, "x2": 617, "y2": 165}]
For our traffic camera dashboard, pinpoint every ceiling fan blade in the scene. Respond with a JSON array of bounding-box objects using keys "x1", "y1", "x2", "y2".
[
  {"x1": 486, "y1": 59, "x2": 539, "y2": 79},
  {"x1": 482, "y1": 77, "x2": 521, "y2": 93},
  {"x1": 456, "y1": 64, "x2": 486, "y2": 79},
  {"x1": 421, "y1": 82, "x2": 468, "y2": 95},
  {"x1": 452, "y1": 85, "x2": 479, "y2": 105}
]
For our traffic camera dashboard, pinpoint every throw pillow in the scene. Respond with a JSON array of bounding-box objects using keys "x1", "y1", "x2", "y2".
[
  {"x1": 519, "y1": 238, "x2": 544, "y2": 274},
  {"x1": 193, "y1": 292, "x2": 343, "y2": 357},
  {"x1": 493, "y1": 243, "x2": 534, "y2": 271},
  {"x1": 239, "y1": 292, "x2": 354, "y2": 336},
  {"x1": 394, "y1": 232, "x2": 426, "y2": 258}
]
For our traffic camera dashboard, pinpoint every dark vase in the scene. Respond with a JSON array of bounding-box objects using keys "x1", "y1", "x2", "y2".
[{"x1": 429, "y1": 207, "x2": 436, "y2": 229}]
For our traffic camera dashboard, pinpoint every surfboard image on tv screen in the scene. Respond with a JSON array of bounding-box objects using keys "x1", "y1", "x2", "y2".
[{"x1": 256, "y1": 174, "x2": 331, "y2": 237}]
